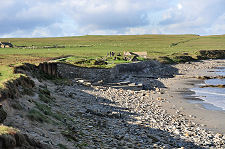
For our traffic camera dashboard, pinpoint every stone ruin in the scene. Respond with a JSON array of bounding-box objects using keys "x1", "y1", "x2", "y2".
[{"x1": 0, "y1": 41, "x2": 13, "y2": 48}]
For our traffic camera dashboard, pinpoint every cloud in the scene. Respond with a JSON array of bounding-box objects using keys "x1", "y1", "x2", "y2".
[
  {"x1": 61, "y1": 0, "x2": 172, "y2": 35},
  {"x1": 159, "y1": 0, "x2": 225, "y2": 34},
  {"x1": 64, "y1": 0, "x2": 154, "y2": 29},
  {"x1": 0, "y1": 0, "x2": 64, "y2": 36},
  {"x1": 0, "y1": 0, "x2": 224, "y2": 37}
]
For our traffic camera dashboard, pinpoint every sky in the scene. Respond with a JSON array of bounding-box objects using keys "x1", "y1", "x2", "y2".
[{"x1": 0, "y1": 0, "x2": 225, "y2": 38}]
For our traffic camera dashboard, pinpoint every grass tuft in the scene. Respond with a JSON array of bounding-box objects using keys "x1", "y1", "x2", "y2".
[
  {"x1": 57, "y1": 144, "x2": 68, "y2": 149},
  {"x1": 34, "y1": 101, "x2": 65, "y2": 121},
  {"x1": 0, "y1": 125, "x2": 19, "y2": 135},
  {"x1": 27, "y1": 109, "x2": 50, "y2": 123},
  {"x1": 38, "y1": 87, "x2": 54, "y2": 103}
]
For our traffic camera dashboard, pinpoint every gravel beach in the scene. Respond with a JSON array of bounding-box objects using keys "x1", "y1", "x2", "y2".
[{"x1": 3, "y1": 59, "x2": 225, "y2": 148}]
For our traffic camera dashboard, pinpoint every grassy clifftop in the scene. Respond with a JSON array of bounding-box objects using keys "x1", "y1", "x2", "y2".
[{"x1": 1, "y1": 34, "x2": 225, "y2": 88}]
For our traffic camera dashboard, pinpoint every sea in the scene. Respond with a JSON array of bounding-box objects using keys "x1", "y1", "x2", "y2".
[{"x1": 190, "y1": 67, "x2": 225, "y2": 111}]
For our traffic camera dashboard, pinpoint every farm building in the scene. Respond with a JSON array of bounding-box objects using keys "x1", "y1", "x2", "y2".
[
  {"x1": 124, "y1": 51, "x2": 147, "y2": 58},
  {"x1": 0, "y1": 41, "x2": 13, "y2": 48}
]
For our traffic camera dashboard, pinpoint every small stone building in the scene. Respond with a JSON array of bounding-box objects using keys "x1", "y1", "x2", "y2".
[{"x1": 0, "y1": 41, "x2": 13, "y2": 48}]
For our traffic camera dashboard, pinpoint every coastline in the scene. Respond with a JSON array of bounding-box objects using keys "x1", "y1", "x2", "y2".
[
  {"x1": 159, "y1": 59, "x2": 225, "y2": 134},
  {"x1": 2, "y1": 59, "x2": 225, "y2": 148}
]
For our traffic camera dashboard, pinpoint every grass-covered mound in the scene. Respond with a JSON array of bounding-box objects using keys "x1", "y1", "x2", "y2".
[{"x1": 55, "y1": 54, "x2": 146, "y2": 68}]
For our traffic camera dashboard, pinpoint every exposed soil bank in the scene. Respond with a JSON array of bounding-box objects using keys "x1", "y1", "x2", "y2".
[
  {"x1": 0, "y1": 75, "x2": 35, "y2": 101},
  {"x1": 0, "y1": 64, "x2": 48, "y2": 149},
  {"x1": 0, "y1": 131, "x2": 48, "y2": 149}
]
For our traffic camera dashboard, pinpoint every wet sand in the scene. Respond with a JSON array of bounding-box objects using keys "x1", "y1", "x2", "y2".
[{"x1": 159, "y1": 59, "x2": 225, "y2": 134}]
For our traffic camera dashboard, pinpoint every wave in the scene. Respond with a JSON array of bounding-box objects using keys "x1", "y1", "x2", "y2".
[{"x1": 191, "y1": 89, "x2": 225, "y2": 97}]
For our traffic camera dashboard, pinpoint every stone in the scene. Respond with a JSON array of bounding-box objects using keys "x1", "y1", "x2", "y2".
[
  {"x1": 156, "y1": 97, "x2": 164, "y2": 101},
  {"x1": 174, "y1": 129, "x2": 180, "y2": 135},
  {"x1": 128, "y1": 83, "x2": 136, "y2": 87},
  {"x1": 155, "y1": 88, "x2": 160, "y2": 92},
  {"x1": 78, "y1": 80, "x2": 84, "y2": 83},
  {"x1": 215, "y1": 133, "x2": 223, "y2": 138}
]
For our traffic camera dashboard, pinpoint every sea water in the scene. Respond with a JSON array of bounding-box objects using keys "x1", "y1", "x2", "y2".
[{"x1": 190, "y1": 67, "x2": 225, "y2": 111}]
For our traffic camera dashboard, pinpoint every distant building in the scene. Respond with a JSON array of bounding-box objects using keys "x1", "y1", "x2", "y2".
[
  {"x1": 123, "y1": 51, "x2": 147, "y2": 58},
  {"x1": 123, "y1": 51, "x2": 133, "y2": 56},
  {"x1": 0, "y1": 41, "x2": 13, "y2": 48}
]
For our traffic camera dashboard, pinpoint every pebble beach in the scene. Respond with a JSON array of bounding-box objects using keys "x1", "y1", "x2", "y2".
[{"x1": 4, "y1": 59, "x2": 225, "y2": 148}]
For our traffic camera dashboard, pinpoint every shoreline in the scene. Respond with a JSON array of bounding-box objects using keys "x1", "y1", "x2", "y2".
[
  {"x1": 159, "y1": 59, "x2": 225, "y2": 134},
  {"x1": 2, "y1": 59, "x2": 225, "y2": 148}
]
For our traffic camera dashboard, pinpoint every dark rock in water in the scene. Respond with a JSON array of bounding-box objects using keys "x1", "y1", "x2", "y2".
[
  {"x1": 197, "y1": 76, "x2": 212, "y2": 80},
  {"x1": 0, "y1": 104, "x2": 7, "y2": 123},
  {"x1": 200, "y1": 84, "x2": 225, "y2": 88}
]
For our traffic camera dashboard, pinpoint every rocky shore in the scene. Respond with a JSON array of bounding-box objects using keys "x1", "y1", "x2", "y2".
[{"x1": 1, "y1": 59, "x2": 225, "y2": 148}]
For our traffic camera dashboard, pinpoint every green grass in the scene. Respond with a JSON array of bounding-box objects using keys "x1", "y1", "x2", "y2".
[
  {"x1": 1, "y1": 34, "x2": 225, "y2": 59},
  {"x1": 27, "y1": 109, "x2": 50, "y2": 123},
  {"x1": 38, "y1": 86, "x2": 55, "y2": 103},
  {"x1": 0, "y1": 35, "x2": 201, "y2": 58},
  {"x1": 56, "y1": 55, "x2": 133, "y2": 68},
  {"x1": 0, "y1": 125, "x2": 19, "y2": 135},
  {"x1": 0, "y1": 65, "x2": 22, "y2": 88},
  {"x1": 1, "y1": 34, "x2": 225, "y2": 88},
  {"x1": 34, "y1": 101, "x2": 65, "y2": 121}
]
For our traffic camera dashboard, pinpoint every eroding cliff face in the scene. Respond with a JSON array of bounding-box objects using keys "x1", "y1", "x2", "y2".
[
  {"x1": 198, "y1": 50, "x2": 225, "y2": 59},
  {"x1": 0, "y1": 75, "x2": 35, "y2": 101},
  {"x1": 0, "y1": 64, "x2": 49, "y2": 149},
  {"x1": 0, "y1": 131, "x2": 48, "y2": 149}
]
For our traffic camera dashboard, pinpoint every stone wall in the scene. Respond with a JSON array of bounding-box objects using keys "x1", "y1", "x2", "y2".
[
  {"x1": 38, "y1": 60, "x2": 158, "y2": 82},
  {"x1": 57, "y1": 63, "x2": 114, "y2": 82},
  {"x1": 114, "y1": 60, "x2": 158, "y2": 73}
]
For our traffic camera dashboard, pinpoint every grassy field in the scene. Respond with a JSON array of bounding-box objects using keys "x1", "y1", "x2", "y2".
[{"x1": 1, "y1": 34, "x2": 225, "y2": 88}]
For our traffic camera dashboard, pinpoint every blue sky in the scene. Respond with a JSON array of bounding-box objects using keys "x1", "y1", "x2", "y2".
[{"x1": 0, "y1": 0, "x2": 225, "y2": 37}]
